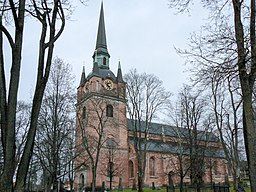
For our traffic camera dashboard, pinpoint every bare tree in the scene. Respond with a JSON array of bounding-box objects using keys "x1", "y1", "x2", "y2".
[
  {"x1": 100, "y1": 138, "x2": 124, "y2": 191},
  {"x1": 76, "y1": 97, "x2": 119, "y2": 192},
  {"x1": 175, "y1": 86, "x2": 208, "y2": 191},
  {"x1": 34, "y1": 57, "x2": 75, "y2": 191},
  {"x1": 0, "y1": 0, "x2": 67, "y2": 191},
  {"x1": 124, "y1": 69, "x2": 172, "y2": 192},
  {"x1": 168, "y1": 1, "x2": 256, "y2": 190},
  {"x1": 210, "y1": 73, "x2": 244, "y2": 190}
]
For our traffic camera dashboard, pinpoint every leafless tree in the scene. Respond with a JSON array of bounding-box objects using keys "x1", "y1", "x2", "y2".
[
  {"x1": 76, "y1": 97, "x2": 119, "y2": 192},
  {"x1": 100, "y1": 138, "x2": 124, "y2": 191},
  {"x1": 176, "y1": 86, "x2": 208, "y2": 191},
  {"x1": 209, "y1": 73, "x2": 244, "y2": 190},
  {"x1": 34, "y1": 57, "x2": 75, "y2": 191},
  {"x1": 168, "y1": 1, "x2": 256, "y2": 190},
  {"x1": 0, "y1": 1, "x2": 67, "y2": 191},
  {"x1": 124, "y1": 69, "x2": 172, "y2": 192}
]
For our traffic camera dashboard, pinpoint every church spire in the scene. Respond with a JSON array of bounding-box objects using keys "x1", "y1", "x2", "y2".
[
  {"x1": 96, "y1": 1, "x2": 108, "y2": 51},
  {"x1": 93, "y1": 1, "x2": 110, "y2": 69},
  {"x1": 117, "y1": 61, "x2": 124, "y2": 82},
  {"x1": 80, "y1": 66, "x2": 86, "y2": 85}
]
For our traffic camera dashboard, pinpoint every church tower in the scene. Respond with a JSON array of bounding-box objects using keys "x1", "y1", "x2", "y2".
[{"x1": 75, "y1": 2, "x2": 129, "y2": 190}]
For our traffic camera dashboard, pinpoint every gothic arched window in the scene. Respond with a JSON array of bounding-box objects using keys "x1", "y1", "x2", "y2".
[
  {"x1": 82, "y1": 107, "x2": 86, "y2": 120},
  {"x1": 213, "y1": 161, "x2": 218, "y2": 175},
  {"x1": 106, "y1": 104, "x2": 113, "y2": 117},
  {"x1": 79, "y1": 174, "x2": 85, "y2": 189},
  {"x1": 149, "y1": 157, "x2": 155, "y2": 176},
  {"x1": 129, "y1": 160, "x2": 134, "y2": 178},
  {"x1": 107, "y1": 162, "x2": 114, "y2": 177},
  {"x1": 103, "y1": 57, "x2": 107, "y2": 65}
]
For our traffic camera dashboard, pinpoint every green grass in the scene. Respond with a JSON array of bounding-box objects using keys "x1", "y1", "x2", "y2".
[{"x1": 112, "y1": 186, "x2": 251, "y2": 192}]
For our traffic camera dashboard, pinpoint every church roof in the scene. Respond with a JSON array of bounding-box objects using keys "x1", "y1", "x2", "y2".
[
  {"x1": 127, "y1": 119, "x2": 225, "y2": 158},
  {"x1": 87, "y1": 67, "x2": 116, "y2": 80},
  {"x1": 128, "y1": 137, "x2": 225, "y2": 158},
  {"x1": 127, "y1": 119, "x2": 220, "y2": 142}
]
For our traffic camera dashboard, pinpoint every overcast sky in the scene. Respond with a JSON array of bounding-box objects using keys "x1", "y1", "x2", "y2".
[{"x1": 11, "y1": 0, "x2": 208, "y2": 101}]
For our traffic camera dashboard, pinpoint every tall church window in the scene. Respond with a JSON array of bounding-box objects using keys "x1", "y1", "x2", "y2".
[
  {"x1": 106, "y1": 104, "x2": 113, "y2": 117},
  {"x1": 82, "y1": 107, "x2": 86, "y2": 119},
  {"x1": 213, "y1": 161, "x2": 218, "y2": 175},
  {"x1": 103, "y1": 57, "x2": 107, "y2": 65},
  {"x1": 129, "y1": 160, "x2": 134, "y2": 178},
  {"x1": 149, "y1": 157, "x2": 155, "y2": 176},
  {"x1": 107, "y1": 162, "x2": 114, "y2": 177},
  {"x1": 79, "y1": 174, "x2": 85, "y2": 190}
]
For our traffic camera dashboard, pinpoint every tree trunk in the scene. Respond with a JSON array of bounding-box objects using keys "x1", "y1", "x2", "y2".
[
  {"x1": 92, "y1": 166, "x2": 97, "y2": 192},
  {"x1": 0, "y1": 0, "x2": 26, "y2": 191},
  {"x1": 232, "y1": 0, "x2": 256, "y2": 191},
  {"x1": 138, "y1": 176, "x2": 143, "y2": 192},
  {"x1": 242, "y1": 92, "x2": 256, "y2": 192},
  {"x1": 137, "y1": 152, "x2": 144, "y2": 192}
]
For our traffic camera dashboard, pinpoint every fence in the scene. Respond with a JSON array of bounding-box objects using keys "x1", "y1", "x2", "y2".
[{"x1": 166, "y1": 183, "x2": 230, "y2": 192}]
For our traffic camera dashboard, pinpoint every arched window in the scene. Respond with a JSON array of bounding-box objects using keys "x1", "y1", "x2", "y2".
[
  {"x1": 149, "y1": 157, "x2": 155, "y2": 176},
  {"x1": 96, "y1": 80, "x2": 100, "y2": 91},
  {"x1": 213, "y1": 161, "x2": 218, "y2": 175},
  {"x1": 129, "y1": 160, "x2": 134, "y2": 178},
  {"x1": 106, "y1": 104, "x2": 113, "y2": 117},
  {"x1": 107, "y1": 162, "x2": 114, "y2": 177},
  {"x1": 103, "y1": 57, "x2": 107, "y2": 65},
  {"x1": 106, "y1": 138, "x2": 116, "y2": 148},
  {"x1": 79, "y1": 174, "x2": 85, "y2": 189},
  {"x1": 82, "y1": 107, "x2": 86, "y2": 119}
]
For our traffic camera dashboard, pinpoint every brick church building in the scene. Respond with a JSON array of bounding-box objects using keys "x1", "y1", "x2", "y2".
[{"x1": 74, "y1": 2, "x2": 228, "y2": 191}]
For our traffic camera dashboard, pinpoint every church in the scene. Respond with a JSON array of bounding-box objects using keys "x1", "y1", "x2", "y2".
[{"x1": 74, "y1": 2, "x2": 228, "y2": 191}]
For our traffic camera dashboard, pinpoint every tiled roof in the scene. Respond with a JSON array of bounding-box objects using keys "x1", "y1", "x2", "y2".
[
  {"x1": 127, "y1": 119, "x2": 219, "y2": 142},
  {"x1": 128, "y1": 137, "x2": 225, "y2": 158}
]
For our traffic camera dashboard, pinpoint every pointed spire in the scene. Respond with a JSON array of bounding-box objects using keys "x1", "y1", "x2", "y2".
[
  {"x1": 117, "y1": 60, "x2": 124, "y2": 82},
  {"x1": 93, "y1": 1, "x2": 110, "y2": 57},
  {"x1": 96, "y1": 1, "x2": 107, "y2": 49},
  {"x1": 80, "y1": 66, "x2": 86, "y2": 85}
]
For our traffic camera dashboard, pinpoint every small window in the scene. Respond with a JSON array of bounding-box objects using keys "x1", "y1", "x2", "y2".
[
  {"x1": 82, "y1": 107, "x2": 86, "y2": 119},
  {"x1": 103, "y1": 57, "x2": 107, "y2": 65},
  {"x1": 149, "y1": 157, "x2": 155, "y2": 176},
  {"x1": 96, "y1": 81, "x2": 100, "y2": 91},
  {"x1": 106, "y1": 104, "x2": 113, "y2": 117},
  {"x1": 129, "y1": 160, "x2": 134, "y2": 178}
]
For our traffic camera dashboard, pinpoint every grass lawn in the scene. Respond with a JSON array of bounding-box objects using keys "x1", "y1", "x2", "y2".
[{"x1": 112, "y1": 186, "x2": 251, "y2": 192}]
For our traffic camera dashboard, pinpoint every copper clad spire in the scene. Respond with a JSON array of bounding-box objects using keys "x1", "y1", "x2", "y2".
[{"x1": 94, "y1": 1, "x2": 110, "y2": 58}]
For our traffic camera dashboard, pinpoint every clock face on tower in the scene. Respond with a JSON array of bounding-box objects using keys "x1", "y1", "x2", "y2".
[{"x1": 103, "y1": 79, "x2": 113, "y2": 90}]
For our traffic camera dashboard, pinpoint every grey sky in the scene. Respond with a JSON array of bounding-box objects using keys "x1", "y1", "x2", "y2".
[{"x1": 13, "y1": 0, "x2": 207, "y2": 101}]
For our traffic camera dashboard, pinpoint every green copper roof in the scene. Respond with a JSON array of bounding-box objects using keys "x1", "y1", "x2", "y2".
[{"x1": 94, "y1": 2, "x2": 109, "y2": 57}]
